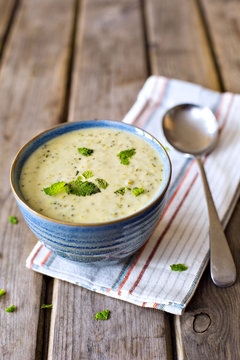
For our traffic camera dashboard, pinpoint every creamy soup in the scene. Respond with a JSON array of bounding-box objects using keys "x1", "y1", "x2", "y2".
[{"x1": 20, "y1": 127, "x2": 165, "y2": 223}]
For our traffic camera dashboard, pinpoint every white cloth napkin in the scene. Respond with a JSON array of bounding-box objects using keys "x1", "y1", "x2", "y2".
[{"x1": 26, "y1": 76, "x2": 240, "y2": 315}]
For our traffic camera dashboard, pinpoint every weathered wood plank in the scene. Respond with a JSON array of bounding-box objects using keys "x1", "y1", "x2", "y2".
[
  {"x1": 174, "y1": 0, "x2": 240, "y2": 358},
  {"x1": 0, "y1": 0, "x2": 17, "y2": 55},
  {"x1": 145, "y1": 0, "x2": 219, "y2": 89},
  {"x1": 145, "y1": 0, "x2": 240, "y2": 358},
  {"x1": 0, "y1": 0, "x2": 75, "y2": 359},
  {"x1": 199, "y1": 0, "x2": 240, "y2": 93},
  {"x1": 49, "y1": 281, "x2": 172, "y2": 360},
  {"x1": 69, "y1": 0, "x2": 147, "y2": 122},
  {"x1": 48, "y1": 1, "x2": 172, "y2": 359}
]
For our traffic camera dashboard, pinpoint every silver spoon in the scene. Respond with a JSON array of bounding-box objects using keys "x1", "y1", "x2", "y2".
[{"x1": 162, "y1": 104, "x2": 236, "y2": 287}]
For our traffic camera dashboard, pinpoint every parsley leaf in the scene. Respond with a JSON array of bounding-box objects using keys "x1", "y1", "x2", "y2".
[
  {"x1": 0, "y1": 289, "x2": 6, "y2": 297},
  {"x1": 132, "y1": 187, "x2": 144, "y2": 196},
  {"x1": 43, "y1": 181, "x2": 67, "y2": 196},
  {"x1": 114, "y1": 187, "x2": 125, "y2": 195},
  {"x1": 94, "y1": 309, "x2": 110, "y2": 320},
  {"x1": 117, "y1": 148, "x2": 136, "y2": 165},
  {"x1": 41, "y1": 304, "x2": 53, "y2": 309},
  {"x1": 96, "y1": 178, "x2": 109, "y2": 189},
  {"x1": 170, "y1": 264, "x2": 188, "y2": 272},
  {"x1": 68, "y1": 180, "x2": 100, "y2": 197},
  {"x1": 5, "y1": 305, "x2": 16, "y2": 313},
  {"x1": 78, "y1": 147, "x2": 94, "y2": 156},
  {"x1": 82, "y1": 170, "x2": 93, "y2": 179},
  {"x1": 9, "y1": 216, "x2": 18, "y2": 224}
]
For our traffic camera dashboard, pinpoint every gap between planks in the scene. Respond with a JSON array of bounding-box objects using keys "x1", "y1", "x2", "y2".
[{"x1": 0, "y1": 0, "x2": 21, "y2": 66}]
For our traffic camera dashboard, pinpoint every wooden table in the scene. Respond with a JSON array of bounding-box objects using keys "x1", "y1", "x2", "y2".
[{"x1": 1, "y1": 1, "x2": 240, "y2": 359}]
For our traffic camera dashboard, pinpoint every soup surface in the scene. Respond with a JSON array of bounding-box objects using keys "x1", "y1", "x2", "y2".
[{"x1": 20, "y1": 127, "x2": 165, "y2": 223}]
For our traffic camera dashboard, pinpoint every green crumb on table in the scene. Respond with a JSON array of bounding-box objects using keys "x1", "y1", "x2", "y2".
[
  {"x1": 117, "y1": 148, "x2": 136, "y2": 165},
  {"x1": 170, "y1": 264, "x2": 188, "y2": 271},
  {"x1": 5, "y1": 305, "x2": 16, "y2": 313},
  {"x1": 82, "y1": 170, "x2": 94, "y2": 179},
  {"x1": 132, "y1": 187, "x2": 144, "y2": 196},
  {"x1": 94, "y1": 309, "x2": 110, "y2": 320},
  {"x1": 43, "y1": 181, "x2": 67, "y2": 196},
  {"x1": 78, "y1": 147, "x2": 94, "y2": 156},
  {"x1": 114, "y1": 187, "x2": 125, "y2": 195},
  {"x1": 68, "y1": 180, "x2": 100, "y2": 197},
  {"x1": 9, "y1": 216, "x2": 18, "y2": 224},
  {"x1": 0, "y1": 289, "x2": 6, "y2": 296},
  {"x1": 41, "y1": 304, "x2": 53, "y2": 309},
  {"x1": 96, "y1": 178, "x2": 109, "y2": 189}
]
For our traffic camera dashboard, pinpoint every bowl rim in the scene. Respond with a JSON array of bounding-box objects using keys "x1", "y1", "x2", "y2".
[{"x1": 10, "y1": 120, "x2": 172, "y2": 227}]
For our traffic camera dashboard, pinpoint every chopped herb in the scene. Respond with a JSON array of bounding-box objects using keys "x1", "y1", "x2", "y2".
[
  {"x1": 82, "y1": 170, "x2": 93, "y2": 179},
  {"x1": 43, "y1": 181, "x2": 67, "y2": 196},
  {"x1": 41, "y1": 304, "x2": 53, "y2": 309},
  {"x1": 0, "y1": 289, "x2": 6, "y2": 297},
  {"x1": 68, "y1": 180, "x2": 100, "y2": 197},
  {"x1": 9, "y1": 216, "x2": 18, "y2": 224},
  {"x1": 132, "y1": 187, "x2": 144, "y2": 196},
  {"x1": 164, "y1": 146, "x2": 170, "y2": 151},
  {"x1": 117, "y1": 148, "x2": 136, "y2": 165},
  {"x1": 75, "y1": 170, "x2": 80, "y2": 176},
  {"x1": 114, "y1": 187, "x2": 125, "y2": 195},
  {"x1": 78, "y1": 147, "x2": 94, "y2": 156},
  {"x1": 5, "y1": 305, "x2": 16, "y2": 313},
  {"x1": 170, "y1": 264, "x2": 188, "y2": 271},
  {"x1": 94, "y1": 309, "x2": 110, "y2": 320},
  {"x1": 96, "y1": 178, "x2": 109, "y2": 189}
]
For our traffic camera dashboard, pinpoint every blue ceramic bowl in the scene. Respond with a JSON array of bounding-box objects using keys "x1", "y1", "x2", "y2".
[{"x1": 10, "y1": 120, "x2": 171, "y2": 263}]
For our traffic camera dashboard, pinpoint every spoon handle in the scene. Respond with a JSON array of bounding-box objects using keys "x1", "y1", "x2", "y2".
[{"x1": 195, "y1": 157, "x2": 236, "y2": 287}]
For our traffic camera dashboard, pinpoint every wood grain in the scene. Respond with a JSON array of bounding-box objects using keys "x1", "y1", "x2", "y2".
[
  {"x1": 48, "y1": 1, "x2": 172, "y2": 359},
  {"x1": 145, "y1": 0, "x2": 240, "y2": 359},
  {"x1": 199, "y1": 0, "x2": 240, "y2": 93},
  {"x1": 0, "y1": 0, "x2": 17, "y2": 56},
  {"x1": 49, "y1": 281, "x2": 172, "y2": 360},
  {"x1": 0, "y1": 0, "x2": 74, "y2": 358},
  {"x1": 69, "y1": 0, "x2": 147, "y2": 123},
  {"x1": 145, "y1": 0, "x2": 219, "y2": 89}
]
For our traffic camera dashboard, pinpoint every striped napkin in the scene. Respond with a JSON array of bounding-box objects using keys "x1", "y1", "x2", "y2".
[{"x1": 26, "y1": 76, "x2": 240, "y2": 315}]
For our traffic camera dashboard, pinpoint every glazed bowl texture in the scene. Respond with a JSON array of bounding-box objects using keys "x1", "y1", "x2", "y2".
[{"x1": 10, "y1": 120, "x2": 171, "y2": 263}]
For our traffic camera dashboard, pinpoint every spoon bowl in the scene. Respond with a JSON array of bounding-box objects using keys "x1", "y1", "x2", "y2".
[
  {"x1": 162, "y1": 104, "x2": 236, "y2": 287},
  {"x1": 162, "y1": 104, "x2": 219, "y2": 156}
]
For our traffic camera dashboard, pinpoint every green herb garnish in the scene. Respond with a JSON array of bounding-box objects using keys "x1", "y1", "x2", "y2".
[
  {"x1": 0, "y1": 289, "x2": 6, "y2": 297},
  {"x1": 114, "y1": 187, "x2": 125, "y2": 195},
  {"x1": 82, "y1": 170, "x2": 93, "y2": 179},
  {"x1": 132, "y1": 187, "x2": 144, "y2": 196},
  {"x1": 43, "y1": 181, "x2": 67, "y2": 196},
  {"x1": 94, "y1": 309, "x2": 110, "y2": 321},
  {"x1": 117, "y1": 148, "x2": 136, "y2": 165},
  {"x1": 9, "y1": 216, "x2": 18, "y2": 224},
  {"x1": 96, "y1": 178, "x2": 109, "y2": 189},
  {"x1": 164, "y1": 146, "x2": 170, "y2": 151},
  {"x1": 170, "y1": 264, "x2": 188, "y2": 272},
  {"x1": 68, "y1": 180, "x2": 100, "y2": 197},
  {"x1": 5, "y1": 305, "x2": 16, "y2": 313},
  {"x1": 78, "y1": 147, "x2": 94, "y2": 156},
  {"x1": 41, "y1": 304, "x2": 53, "y2": 309}
]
